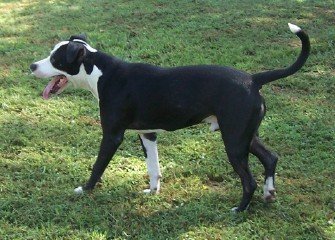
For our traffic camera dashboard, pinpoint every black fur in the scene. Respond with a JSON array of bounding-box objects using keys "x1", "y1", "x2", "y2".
[
  {"x1": 69, "y1": 34, "x2": 87, "y2": 42},
  {"x1": 31, "y1": 25, "x2": 310, "y2": 212}
]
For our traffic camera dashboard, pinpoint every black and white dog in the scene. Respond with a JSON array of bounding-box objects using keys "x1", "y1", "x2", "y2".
[{"x1": 30, "y1": 23, "x2": 310, "y2": 212}]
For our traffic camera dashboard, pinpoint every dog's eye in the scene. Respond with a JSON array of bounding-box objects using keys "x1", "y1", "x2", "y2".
[{"x1": 50, "y1": 57, "x2": 55, "y2": 64}]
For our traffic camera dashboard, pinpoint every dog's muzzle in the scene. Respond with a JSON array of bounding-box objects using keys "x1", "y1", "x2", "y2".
[
  {"x1": 30, "y1": 63, "x2": 37, "y2": 72},
  {"x1": 30, "y1": 62, "x2": 69, "y2": 100}
]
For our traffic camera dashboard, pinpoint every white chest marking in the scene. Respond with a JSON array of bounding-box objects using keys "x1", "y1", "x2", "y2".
[{"x1": 68, "y1": 64, "x2": 102, "y2": 100}]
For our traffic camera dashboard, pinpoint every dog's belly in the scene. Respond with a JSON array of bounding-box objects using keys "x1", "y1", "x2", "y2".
[
  {"x1": 132, "y1": 115, "x2": 219, "y2": 134},
  {"x1": 136, "y1": 129, "x2": 166, "y2": 134}
]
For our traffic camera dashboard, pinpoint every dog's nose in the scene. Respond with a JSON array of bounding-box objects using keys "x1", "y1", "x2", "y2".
[{"x1": 30, "y1": 63, "x2": 37, "y2": 72}]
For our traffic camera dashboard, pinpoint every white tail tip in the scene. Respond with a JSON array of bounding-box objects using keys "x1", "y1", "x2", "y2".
[{"x1": 288, "y1": 23, "x2": 301, "y2": 34}]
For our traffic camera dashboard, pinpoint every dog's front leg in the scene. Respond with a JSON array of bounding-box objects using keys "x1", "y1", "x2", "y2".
[
  {"x1": 74, "y1": 130, "x2": 124, "y2": 194},
  {"x1": 139, "y1": 133, "x2": 161, "y2": 194}
]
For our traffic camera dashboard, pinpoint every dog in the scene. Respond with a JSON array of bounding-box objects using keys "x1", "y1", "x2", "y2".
[{"x1": 30, "y1": 23, "x2": 310, "y2": 212}]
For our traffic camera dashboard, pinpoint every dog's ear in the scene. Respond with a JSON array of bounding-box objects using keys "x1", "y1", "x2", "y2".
[
  {"x1": 69, "y1": 33, "x2": 87, "y2": 42},
  {"x1": 66, "y1": 42, "x2": 87, "y2": 64}
]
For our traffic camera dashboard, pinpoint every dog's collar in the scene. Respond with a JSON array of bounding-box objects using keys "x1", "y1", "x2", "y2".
[{"x1": 72, "y1": 39, "x2": 98, "y2": 53}]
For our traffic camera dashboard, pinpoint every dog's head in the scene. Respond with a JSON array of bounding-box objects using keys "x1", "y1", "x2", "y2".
[{"x1": 30, "y1": 34, "x2": 100, "y2": 99}]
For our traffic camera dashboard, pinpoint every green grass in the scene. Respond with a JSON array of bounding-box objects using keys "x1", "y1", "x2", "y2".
[{"x1": 0, "y1": 0, "x2": 334, "y2": 239}]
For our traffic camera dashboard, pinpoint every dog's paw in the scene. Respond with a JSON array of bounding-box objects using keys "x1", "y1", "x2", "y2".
[
  {"x1": 231, "y1": 204, "x2": 250, "y2": 213},
  {"x1": 74, "y1": 186, "x2": 84, "y2": 194},
  {"x1": 231, "y1": 207, "x2": 239, "y2": 213},
  {"x1": 264, "y1": 189, "x2": 276, "y2": 203},
  {"x1": 263, "y1": 177, "x2": 276, "y2": 203},
  {"x1": 143, "y1": 188, "x2": 159, "y2": 194}
]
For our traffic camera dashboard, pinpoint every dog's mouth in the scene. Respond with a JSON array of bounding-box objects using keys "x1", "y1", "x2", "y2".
[{"x1": 43, "y1": 75, "x2": 69, "y2": 99}]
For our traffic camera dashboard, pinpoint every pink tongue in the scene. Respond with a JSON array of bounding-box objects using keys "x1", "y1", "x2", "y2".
[{"x1": 42, "y1": 77, "x2": 59, "y2": 100}]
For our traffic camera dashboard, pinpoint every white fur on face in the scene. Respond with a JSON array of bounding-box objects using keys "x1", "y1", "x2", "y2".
[
  {"x1": 32, "y1": 41, "x2": 102, "y2": 100},
  {"x1": 32, "y1": 42, "x2": 69, "y2": 78},
  {"x1": 50, "y1": 40, "x2": 97, "y2": 54},
  {"x1": 51, "y1": 41, "x2": 69, "y2": 54},
  {"x1": 32, "y1": 56, "x2": 61, "y2": 78}
]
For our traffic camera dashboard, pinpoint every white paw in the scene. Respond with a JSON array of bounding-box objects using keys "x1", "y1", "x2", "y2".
[
  {"x1": 143, "y1": 189, "x2": 151, "y2": 194},
  {"x1": 263, "y1": 177, "x2": 276, "y2": 202},
  {"x1": 74, "y1": 186, "x2": 84, "y2": 194},
  {"x1": 231, "y1": 204, "x2": 249, "y2": 212},
  {"x1": 263, "y1": 189, "x2": 276, "y2": 202},
  {"x1": 231, "y1": 207, "x2": 239, "y2": 213},
  {"x1": 142, "y1": 188, "x2": 159, "y2": 194}
]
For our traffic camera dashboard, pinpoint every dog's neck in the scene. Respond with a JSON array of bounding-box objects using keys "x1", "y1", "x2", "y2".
[
  {"x1": 67, "y1": 50, "x2": 122, "y2": 100},
  {"x1": 68, "y1": 63, "x2": 102, "y2": 99}
]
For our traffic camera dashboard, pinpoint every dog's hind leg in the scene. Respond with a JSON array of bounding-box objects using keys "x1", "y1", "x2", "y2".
[
  {"x1": 249, "y1": 98, "x2": 278, "y2": 202},
  {"x1": 250, "y1": 135, "x2": 278, "y2": 202},
  {"x1": 139, "y1": 133, "x2": 161, "y2": 194},
  {"x1": 218, "y1": 120, "x2": 258, "y2": 211},
  {"x1": 224, "y1": 142, "x2": 257, "y2": 212}
]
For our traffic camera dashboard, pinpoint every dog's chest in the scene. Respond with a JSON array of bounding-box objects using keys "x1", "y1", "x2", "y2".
[{"x1": 70, "y1": 64, "x2": 102, "y2": 99}]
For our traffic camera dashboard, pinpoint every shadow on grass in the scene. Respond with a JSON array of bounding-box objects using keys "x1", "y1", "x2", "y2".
[
  {"x1": 0, "y1": 114, "x2": 251, "y2": 238},
  {"x1": 1, "y1": 168, "x2": 247, "y2": 239}
]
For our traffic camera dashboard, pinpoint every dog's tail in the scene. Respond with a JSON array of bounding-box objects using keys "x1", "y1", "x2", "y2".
[{"x1": 252, "y1": 23, "x2": 310, "y2": 86}]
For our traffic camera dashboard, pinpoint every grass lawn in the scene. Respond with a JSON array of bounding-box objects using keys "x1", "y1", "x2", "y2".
[{"x1": 0, "y1": 0, "x2": 334, "y2": 239}]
